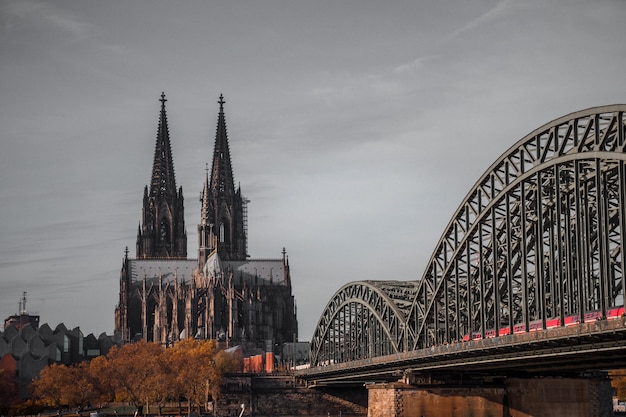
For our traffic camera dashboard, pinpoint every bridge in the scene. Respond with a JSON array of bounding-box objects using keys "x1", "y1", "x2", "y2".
[{"x1": 298, "y1": 105, "x2": 626, "y2": 416}]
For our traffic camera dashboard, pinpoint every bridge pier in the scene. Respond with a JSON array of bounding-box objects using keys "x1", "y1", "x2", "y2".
[{"x1": 366, "y1": 374, "x2": 613, "y2": 417}]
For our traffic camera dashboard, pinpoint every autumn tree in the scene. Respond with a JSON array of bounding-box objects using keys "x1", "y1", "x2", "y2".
[
  {"x1": 31, "y1": 361, "x2": 98, "y2": 412},
  {"x1": 214, "y1": 349, "x2": 242, "y2": 373},
  {"x1": 0, "y1": 367, "x2": 19, "y2": 414},
  {"x1": 97, "y1": 341, "x2": 164, "y2": 414},
  {"x1": 88, "y1": 355, "x2": 116, "y2": 404},
  {"x1": 143, "y1": 347, "x2": 174, "y2": 416},
  {"x1": 31, "y1": 363, "x2": 73, "y2": 411},
  {"x1": 30, "y1": 339, "x2": 244, "y2": 417},
  {"x1": 65, "y1": 362, "x2": 98, "y2": 411},
  {"x1": 168, "y1": 339, "x2": 222, "y2": 415}
]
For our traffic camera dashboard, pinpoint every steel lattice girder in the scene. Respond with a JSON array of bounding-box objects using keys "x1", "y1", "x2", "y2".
[
  {"x1": 310, "y1": 280, "x2": 419, "y2": 366},
  {"x1": 310, "y1": 105, "x2": 626, "y2": 366},
  {"x1": 408, "y1": 105, "x2": 626, "y2": 350}
]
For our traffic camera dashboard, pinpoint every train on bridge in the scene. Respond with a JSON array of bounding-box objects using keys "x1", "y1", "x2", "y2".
[{"x1": 468, "y1": 305, "x2": 625, "y2": 340}]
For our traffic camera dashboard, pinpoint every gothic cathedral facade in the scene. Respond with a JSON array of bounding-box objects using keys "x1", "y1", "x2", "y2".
[{"x1": 114, "y1": 94, "x2": 298, "y2": 352}]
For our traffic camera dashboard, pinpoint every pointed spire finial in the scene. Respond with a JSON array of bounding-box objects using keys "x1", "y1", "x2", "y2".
[
  {"x1": 218, "y1": 94, "x2": 225, "y2": 112},
  {"x1": 160, "y1": 92, "x2": 167, "y2": 106}
]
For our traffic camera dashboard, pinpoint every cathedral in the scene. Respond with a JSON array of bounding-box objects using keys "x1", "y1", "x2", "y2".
[{"x1": 114, "y1": 93, "x2": 298, "y2": 352}]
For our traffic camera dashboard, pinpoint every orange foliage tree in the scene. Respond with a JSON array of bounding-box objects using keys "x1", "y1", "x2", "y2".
[
  {"x1": 95, "y1": 341, "x2": 164, "y2": 413},
  {"x1": 31, "y1": 363, "x2": 73, "y2": 410},
  {"x1": 88, "y1": 355, "x2": 116, "y2": 404},
  {"x1": 142, "y1": 346, "x2": 174, "y2": 415},
  {"x1": 32, "y1": 361, "x2": 98, "y2": 411},
  {"x1": 167, "y1": 339, "x2": 222, "y2": 415},
  {"x1": 32, "y1": 340, "x2": 243, "y2": 416},
  {"x1": 214, "y1": 349, "x2": 242, "y2": 374},
  {"x1": 64, "y1": 362, "x2": 98, "y2": 410},
  {"x1": 0, "y1": 367, "x2": 19, "y2": 413}
]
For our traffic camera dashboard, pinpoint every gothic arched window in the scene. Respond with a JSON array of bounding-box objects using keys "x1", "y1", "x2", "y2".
[{"x1": 160, "y1": 218, "x2": 170, "y2": 242}]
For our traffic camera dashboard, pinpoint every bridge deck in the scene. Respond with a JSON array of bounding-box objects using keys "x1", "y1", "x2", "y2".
[{"x1": 299, "y1": 317, "x2": 626, "y2": 384}]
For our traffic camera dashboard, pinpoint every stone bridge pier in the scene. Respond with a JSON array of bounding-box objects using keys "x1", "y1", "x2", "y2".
[{"x1": 366, "y1": 374, "x2": 613, "y2": 417}]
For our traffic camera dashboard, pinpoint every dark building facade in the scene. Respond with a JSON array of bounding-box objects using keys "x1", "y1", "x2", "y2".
[
  {"x1": 114, "y1": 94, "x2": 298, "y2": 352},
  {"x1": 0, "y1": 321, "x2": 121, "y2": 398}
]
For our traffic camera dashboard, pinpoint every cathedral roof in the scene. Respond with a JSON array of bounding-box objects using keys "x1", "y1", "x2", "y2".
[
  {"x1": 129, "y1": 259, "x2": 197, "y2": 284},
  {"x1": 225, "y1": 259, "x2": 286, "y2": 284},
  {"x1": 200, "y1": 256, "x2": 286, "y2": 284},
  {"x1": 128, "y1": 258, "x2": 285, "y2": 285}
]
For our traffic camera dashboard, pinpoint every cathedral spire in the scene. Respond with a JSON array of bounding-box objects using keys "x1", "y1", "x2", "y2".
[
  {"x1": 198, "y1": 95, "x2": 247, "y2": 263},
  {"x1": 210, "y1": 94, "x2": 235, "y2": 199},
  {"x1": 137, "y1": 92, "x2": 187, "y2": 259},
  {"x1": 150, "y1": 92, "x2": 177, "y2": 199}
]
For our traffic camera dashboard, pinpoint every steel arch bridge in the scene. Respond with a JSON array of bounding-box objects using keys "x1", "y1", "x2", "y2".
[{"x1": 311, "y1": 105, "x2": 626, "y2": 367}]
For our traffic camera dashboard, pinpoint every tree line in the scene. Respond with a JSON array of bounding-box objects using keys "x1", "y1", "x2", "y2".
[{"x1": 20, "y1": 339, "x2": 240, "y2": 416}]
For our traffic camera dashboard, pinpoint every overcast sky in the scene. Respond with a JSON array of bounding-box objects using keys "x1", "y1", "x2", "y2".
[{"x1": 1, "y1": 0, "x2": 625, "y2": 341}]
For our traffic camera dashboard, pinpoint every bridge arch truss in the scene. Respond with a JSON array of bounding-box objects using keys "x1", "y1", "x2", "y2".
[
  {"x1": 310, "y1": 280, "x2": 419, "y2": 365},
  {"x1": 311, "y1": 105, "x2": 626, "y2": 366}
]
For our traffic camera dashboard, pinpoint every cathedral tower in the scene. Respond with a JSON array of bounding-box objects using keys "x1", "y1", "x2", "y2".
[
  {"x1": 198, "y1": 95, "x2": 247, "y2": 265},
  {"x1": 116, "y1": 93, "x2": 297, "y2": 350},
  {"x1": 137, "y1": 92, "x2": 187, "y2": 259}
]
